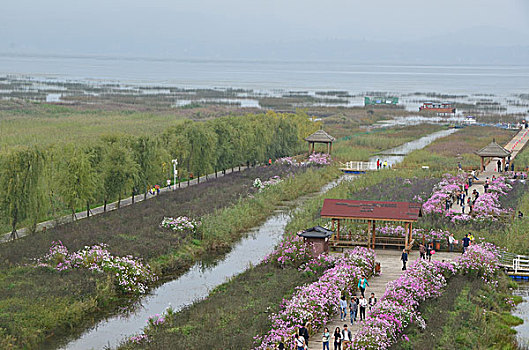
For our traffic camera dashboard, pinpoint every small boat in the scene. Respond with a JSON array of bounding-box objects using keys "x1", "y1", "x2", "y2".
[{"x1": 419, "y1": 102, "x2": 456, "y2": 114}]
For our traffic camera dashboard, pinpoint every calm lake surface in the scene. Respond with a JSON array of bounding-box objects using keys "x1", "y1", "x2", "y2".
[{"x1": 2, "y1": 55, "x2": 529, "y2": 95}]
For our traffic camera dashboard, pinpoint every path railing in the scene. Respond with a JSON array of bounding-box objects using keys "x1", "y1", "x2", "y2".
[
  {"x1": 499, "y1": 251, "x2": 529, "y2": 274},
  {"x1": 339, "y1": 161, "x2": 377, "y2": 171}
]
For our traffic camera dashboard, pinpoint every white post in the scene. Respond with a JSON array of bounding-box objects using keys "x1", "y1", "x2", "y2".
[{"x1": 172, "y1": 158, "x2": 178, "y2": 190}]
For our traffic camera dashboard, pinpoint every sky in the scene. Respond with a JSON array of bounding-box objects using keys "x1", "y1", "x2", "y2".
[{"x1": 1, "y1": 0, "x2": 529, "y2": 62}]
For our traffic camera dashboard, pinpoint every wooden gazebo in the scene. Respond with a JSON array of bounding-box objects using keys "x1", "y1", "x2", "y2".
[
  {"x1": 475, "y1": 139, "x2": 511, "y2": 171},
  {"x1": 320, "y1": 199, "x2": 422, "y2": 251},
  {"x1": 305, "y1": 129, "x2": 335, "y2": 154}
]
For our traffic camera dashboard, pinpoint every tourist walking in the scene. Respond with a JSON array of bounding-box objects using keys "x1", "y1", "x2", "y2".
[
  {"x1": 497, "y1": 160, "x2": 502, "y2": 172},
  {"x1": 339, "y1": 296, "x2": 347, "y2": 321},
  {"x1": 464, "y1": 182, "x2": 469, "y2": 196},
  {"x1": 419, "y1": 243, "x2": 426, "y2": 259},
  {"x1": 368, "y1": 293, "x2": 377, "y2": 310},
  {"x1": 377, "y1": 159, "x2": 380, "y2": 169},
  {"x1": 350, "y1": 297, "x2": 358, "y2": 324},
  {"x1": 322, "y1": 327, "x2": 330, "y2": 350},
  {"x1": 299, "y1": 323, "x2": 309, "y2": 347},
  {"x1": 358, "y1": 275, "x2": 369, "y2": 297},
  {"x1": 462, "y1": 234, "x2": 471, "y2": 254},
  {"x1": 401, "y1": 249, "x2": 408, "y2": 270},
  {"x1": 333, "y1": 327, "x2": 342, "y2": 350},
  {"x1": 484, "y1": 178, "x2": 490, "y2": 192},
  {"x1": 383, "y1": 160, "x2": 388, "y2": 168},
  {"x1": 359, "y1": 295, "x2": 368, "y2": 321},
  {"x1": 426, "y1": 242, "x2": 433, "y2": 262},
  {"x1": 342, "y1": 324, "x2": 352, "y2": 347},
  {"x1": 448, "y1": 233, "x2": 455, "y2": 252}
]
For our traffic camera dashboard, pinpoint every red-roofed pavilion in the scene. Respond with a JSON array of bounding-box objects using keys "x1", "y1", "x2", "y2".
[{"x1": 320, "y1": 199, "x2": 422, "y2": 251}]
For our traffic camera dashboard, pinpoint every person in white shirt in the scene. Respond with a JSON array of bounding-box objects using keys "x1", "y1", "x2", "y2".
[
  {"x1": 359, "y1": 295, "x2": 368, "y2": 321},
  {"x1": 296, "y1": 335, "x2": 306, "y2": 350}
]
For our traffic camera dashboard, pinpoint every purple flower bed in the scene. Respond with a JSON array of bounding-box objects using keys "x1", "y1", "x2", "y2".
[
  {"x1": 423, "y1": 174, "x2": 514, "y2": 224},
  {"x1": 350, "y1": 243, "x2": 500, "y2": 349},
  {"x1": 38, "y1": 241, "x2": 157, "y2": 294},
  {"x1": 276, "y1": 153, "x2": 331, "y2": 167},
  {"x1": 255, "y1": 247, "x2": 375, "y2": 350},
  {"x1": 375, "y1": 225, "x2": 451, "y2": 242}
]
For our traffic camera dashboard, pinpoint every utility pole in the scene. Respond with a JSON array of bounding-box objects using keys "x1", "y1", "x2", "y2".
[{"x1": 172, "y1": 158, "x2": 178, "y2": 190}]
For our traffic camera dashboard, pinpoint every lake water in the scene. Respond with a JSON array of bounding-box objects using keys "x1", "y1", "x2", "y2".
[{"x1": 1, "y1": 55, "x2": 529, "y2": 95}]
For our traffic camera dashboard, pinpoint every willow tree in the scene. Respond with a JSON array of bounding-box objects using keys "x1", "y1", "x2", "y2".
[
  {"x1": 128, "y1": 135, "x2": 169, "y2": 199},
  {"x1": 101, "y1": 141, "x2": 139, "y2": 209},
  {"x1": 55, "y1": 145, "x2": 98, "y2": 220},
  {"x1": 0, "y1": 147, "x2": 44, "y2": 240},
  {"x1": 184, "y1": 122, "x2": 217, "y2": 178}
]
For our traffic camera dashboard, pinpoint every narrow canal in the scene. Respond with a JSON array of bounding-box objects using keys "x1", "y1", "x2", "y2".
[
  {"x1": 512, "y1": 282, "x2": 529, "y2": 347},
  {"x1": 57, "y1": 127, "x2": 458, "y2": 350}
]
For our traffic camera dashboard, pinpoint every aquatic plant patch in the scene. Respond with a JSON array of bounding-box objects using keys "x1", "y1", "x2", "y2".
[{"x1": 38, "y1": 241, "x2": 157, "y2": 294}]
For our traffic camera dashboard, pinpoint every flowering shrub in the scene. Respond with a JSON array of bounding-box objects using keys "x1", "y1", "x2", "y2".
[
  {"x1": 307, "y1": 153, "x2": 331, "y2": 166},
  {"x1": 422, "y1": 173, "x2": 467, "y2": 215},
  {"x1": 148, "y1": 314, "x2": 166, "y2": 327},
  {"x1": 374, "y1": 225, "x2": 451, "y2": 242},
  {"x1": 129, "y1": 334, "x2": 149, "y2": 344},
  {"x1": 264, "y1": 235, "x2": 313, "y2": 268},
  {"x1": 276, "y1": 156, "x2": 298, "y2": 166},
  {"x1": 275, "y1": 153, "x2": 331, "y2": 167},
  {"x1": 255, "y1": 247, "x2": 375, "y2": 350},
  {"x1": 38, "y1": 241, "x2": 157, "y2": 294},
  {"x1": 350, "y1": 243, "x2": 500, "y2": 350},
  {"x1": 423, "y1": 174, "x2": 513, "y2": 223},
  {"x1": 160, "y1": 216, "x2": 201, "y2": 233},
  {"x1": 253, "y1": 176, "x2": 283, "y2": 191}
]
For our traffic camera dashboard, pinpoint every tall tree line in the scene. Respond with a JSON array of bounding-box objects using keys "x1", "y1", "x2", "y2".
[{"x1": 0, "y1": 111, "x2": 318, "y2": 236}]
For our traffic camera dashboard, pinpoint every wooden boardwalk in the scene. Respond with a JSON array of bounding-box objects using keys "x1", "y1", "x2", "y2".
[{"x1": 307, "y1": 249, "x2": 460, "y2": 349}]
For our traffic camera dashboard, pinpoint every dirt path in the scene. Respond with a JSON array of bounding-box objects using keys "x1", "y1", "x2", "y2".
[
  {"x1": 307, "y1": 250, "x2": 460, "y2": 349},
  {"x1": 1, "y1": 166, "x2": 250, "y2": 243}
]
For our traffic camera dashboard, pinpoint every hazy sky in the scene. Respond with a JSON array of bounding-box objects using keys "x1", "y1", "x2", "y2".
[{"x1": 1, "y1": 0, "x2": 528, "y2": 59}]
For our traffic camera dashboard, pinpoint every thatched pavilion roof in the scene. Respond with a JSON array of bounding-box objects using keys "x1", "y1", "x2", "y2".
[
  {"x1": 304, "y1": 129, "x2": 336, "y2": 143},
  {"x1": 475, "y1": 140, "x2": 511, "y2": 158}
]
